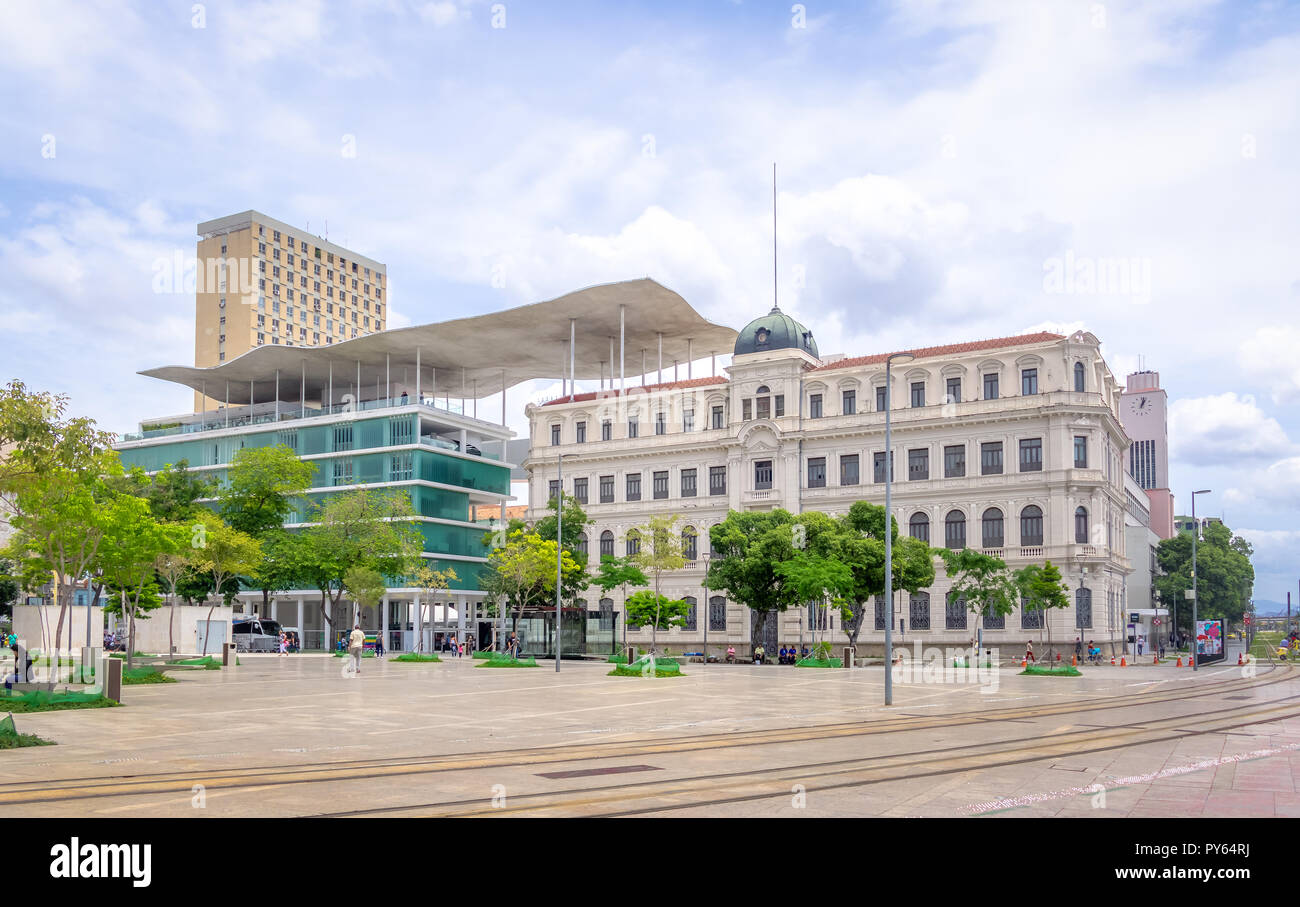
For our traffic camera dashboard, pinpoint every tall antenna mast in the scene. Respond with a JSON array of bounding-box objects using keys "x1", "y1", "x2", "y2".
[{"x1": 772, "y1": 162, "x2": 778, "y2": 311}]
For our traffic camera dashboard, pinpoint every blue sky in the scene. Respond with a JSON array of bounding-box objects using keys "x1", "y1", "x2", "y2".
[{"x1": 1, "y1": 0, "x2": 1298, "y2": 603}]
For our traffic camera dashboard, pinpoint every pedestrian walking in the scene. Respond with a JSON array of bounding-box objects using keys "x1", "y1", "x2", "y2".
[
  {"x1": 348, "y1": 624, "x2": 365, "y2": 676},
  {"x1": 375, "y1": 633, "x2": 384, "y2": 658},
  {"x1": 1025, "y1": 640, "x2": 1035, "y2": 663},
  {"x1": 278, "y1": 632, "x2": 288, "y2": 656}
]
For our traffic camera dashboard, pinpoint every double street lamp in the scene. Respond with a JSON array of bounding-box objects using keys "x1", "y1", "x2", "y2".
[
  {"x1": 555, "y1": 452, "x2": 576, "y2": 673},
  {"x1": 883, "y1": 351, "x2": 914, "y2": 706}
]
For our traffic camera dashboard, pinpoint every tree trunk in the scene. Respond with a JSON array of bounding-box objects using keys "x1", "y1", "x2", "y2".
[
  {"x1": 168, "y1": 593, "x2": 176, "y2": 660},
  {"x1": 52, "y1": 579, "x2": 70, "y2": 658},
  {"x1": 201, "y1": 591, "x2": 217, "y2": 657},
  {"x1": 127, "y1": 606, "x2": 136, "y2": 671}
]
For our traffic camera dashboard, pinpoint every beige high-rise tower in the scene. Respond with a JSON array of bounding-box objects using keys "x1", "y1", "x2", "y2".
[{"x1": 194, "y1": 210, "x2": 387, "y2": 408}]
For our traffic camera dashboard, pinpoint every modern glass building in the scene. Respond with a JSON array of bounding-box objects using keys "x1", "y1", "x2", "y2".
[{"x1": 116, "y1": 278, "x2": 735, "y2": 653}]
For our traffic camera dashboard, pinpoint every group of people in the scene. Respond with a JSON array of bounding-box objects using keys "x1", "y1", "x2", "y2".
[{"x1": 749, "y1": 644, "x2": 811, "y2": 665}]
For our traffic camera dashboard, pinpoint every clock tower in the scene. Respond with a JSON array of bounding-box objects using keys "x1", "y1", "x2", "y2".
[{"x1": 1121, "y1": 370, "x2": 1175, "y2": 538}]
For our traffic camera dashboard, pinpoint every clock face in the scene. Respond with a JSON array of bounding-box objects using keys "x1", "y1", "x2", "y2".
[{"x1": 1127, "y1": 395, "x2": 1152, "y2": 417}]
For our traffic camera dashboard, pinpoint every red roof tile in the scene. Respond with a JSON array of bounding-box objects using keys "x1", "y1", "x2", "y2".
[
  {"x1": 811, "y1": 332, "x2": 1065, "y2": 372},
  {"x1": 541, "y1": 375, "x2": 728, "y2": 406}
]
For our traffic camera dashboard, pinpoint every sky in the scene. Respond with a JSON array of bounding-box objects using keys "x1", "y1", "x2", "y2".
[{"x1": 0, "y1": 0, "x2": 1298, "y2": 604}]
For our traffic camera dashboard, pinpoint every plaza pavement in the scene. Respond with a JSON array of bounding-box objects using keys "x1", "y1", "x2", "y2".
[{"x1": 1, "y1": 651, "x2": 1296, "y2": 818}]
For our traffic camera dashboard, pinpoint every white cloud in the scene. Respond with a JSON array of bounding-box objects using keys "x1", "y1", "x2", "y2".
[
  {"x1": 1169, "y1": 393, "x2": 1293, "y2": 466},
  {"x1": 1239, "y1": 324, "x2": 1300, "y2": 406}
]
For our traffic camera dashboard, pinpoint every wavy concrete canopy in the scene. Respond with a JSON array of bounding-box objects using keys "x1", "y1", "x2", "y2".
[{"x1": 140, "y1": 278, "x2": 738, "y2": 405}]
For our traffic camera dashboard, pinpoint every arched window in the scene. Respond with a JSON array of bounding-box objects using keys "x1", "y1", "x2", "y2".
[
  {"x1": 682, "y1": 526, "x2": 698, "y2": 561},
  {"x1": 944, "y1": 511, "x2": 967, "y2": 549},
  {"x1": 1020, "y1": 505, "x2": 1044, "y2": 547},
  {"x1": 599, "y1": 597, "x2": 614, "y2": 630},
  {"x1": 1075, "y1": 506, "x2": 1089, "y2": 544},
  {"x1": 577, "y1": 533, "x2": 589, "y2": 563},
  {"x1": 981, "y1": 508, "x2": 1004, "y2": 549},
  {"x1": 1076, "y1": 587, "x2": 1092, "y2": 629},
  {"x1": 874, "y1": 594, "x2": 888, "y2": 630},
  {"x1": 625, "y1": 529, "x2": 641, "y2": 557},
  {"x1": 909, "y1": 512, "x2": 930, "y2": 543},
  {"x1": 708, "y1": 595, "x2": 727, "y2": 631},
  {"x1": 1074, "y1": 361, "x2": 1086, "y2": 392},
  {"x1": 756, "y1": 385, "x2": 770, "y2": 394},
  {"x1": 945, "y1": 593, "x2": 967, "y2": 630},
  {"x1": 682, "y1": 595, "x2": 697, "y2": 631},
  {"x1": 599, "y1": 530, "x2": 614, "y2": 559},
  {"x1": 909, "y1": 591, "x2": 931, "y2": 630},
  {"x1": 1021, "y1": 594, "x2": 1042, "y2": 629}
]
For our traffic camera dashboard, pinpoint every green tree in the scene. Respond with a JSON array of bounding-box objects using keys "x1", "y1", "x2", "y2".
[
  {"x1": 191, "y1": 511, "x2": 262, "y2": 655},
  {"x1": 483, "y1": 528, "x2": 582, "y2": 642},
  {"x1": 593, "y1": 555, "x2": 648, "y2": 652},
  {"x1": 775, "y1": 511, "x2": 856, "y2": 649},
  {"x1": 623, "y1": 590, "x2": 691, "y2": 637},
  {"x1": 706, "y1": 509, "x2": 801, "y2": 656},
  {"x1": 1014, "y1": 560, "x2": 1071, "y2": 661},
  {"x1": 345, "y1": 565, "x2": 387, "y2": 627},
  {"x1": 154, "y1": 537, "x2": 201, "y2": 658},
  {"x1": 95, "y1": 500, "x2": 182, "y2": 669},
  {"x1": 412, "y1": 562, "x2": 460, "y2": 649},
  {"x1": 1155, "y1": 522, "x2": 1255, "y2": 636},
  {"x1": 533, "y1": 492, "x2": 592, "y2": 606},
  {"x1": 628, "y1": 514, "x2": 687, "y2": 652},
  {"x1": 122, "y1": 461, "x2": 212, "y2": 523},
  {"x1": 938, "y1": 547, "x2": 1020, "y2": 644},
  {"x1": 0, "y1": 558, "x2": 19, "y2": 619},
  {"x1": 293, "y1": 489, "x2": 423, "y2": 642},
  {"x1": 0, "y1": 382, "x2": 123, "y2": 656}
]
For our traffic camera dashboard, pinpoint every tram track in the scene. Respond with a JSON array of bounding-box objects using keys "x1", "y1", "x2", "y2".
[{"x1": 2, "y1": 662, "x2": 1290, "y2": 812}]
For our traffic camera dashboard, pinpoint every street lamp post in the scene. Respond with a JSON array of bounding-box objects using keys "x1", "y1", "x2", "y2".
[
  {"x1": 1076, "y1": 553, "x2": 1086, "y2": 660},
  {"x1": 1190, "y1": 489, "x2": 1212, "y2": 672},
  {"x1": 555, "y1": 453, "x2": 574, "y2": 673},
  {"x1": 883, "y1": 351, "x2": 914, "y2": 706}
]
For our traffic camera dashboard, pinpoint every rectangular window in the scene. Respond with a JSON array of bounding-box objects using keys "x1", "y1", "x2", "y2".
[
  {"x1": 983, "y1": 373, "x2": 999, "y2": 400},
  {"x1": 756, "y1": 396, "x2": 770, "y2": 420},
  {"x1": 946, "y1": 377, "x2": 961, "y2": 404},
  {"x1": 873, "y1": 451, "x2": 893, "y2": 483},
  {"x1": 655, "y1": 412, "x2": 666, "y2": 435},
  {"x1": 653, "y1": 470, "x2": 669, "y2": 500},
  {"x1": 840, "y1": 454, "x2": 859, "y2": 486},
  {"x1": 876, "y1": 386, "x2": 887, "y2": 412},
  {"x1": 599, "y1": 475, "x2": 614, "y2": 503},
  {"x1": 711, "y1": 405, "x2": 724, "y2": 429},
  {"x1": 573, "y1": 477, "x2": 588, "y2": 504},
  {"x1": 809, "y1": 394, "x2": 823, "y2": 418},
  {"x1": 774, "y1": 395, "x2": 785, "y2": 417},
  {"x1": 807, "y1": 457, "x2": 826, "y2": 488},
  {"x1": 601, "y1": 420, "x2": 612, "y2": 441},
  {"x1": 754, "y1": 460, "x2": 773, "y2": 490},
  {"x1": 683, "y1": 410, "x2": 694, "y2": 432},
  {"x1": 1019, "y1": 438, "x2": 1043, "y2": 472},
  {"x1": 742, "y1": 399, "x2": 753, "y2": 421},
  {"x1": 550, "y1": 424, "x2": 561, "y2": 446},
  {"x1": 332, "y1": 458, "x2": 354, "y2": 486},
  {"x1": 908, "y1": 448, "x2": 929, "y2": 481},
  {"x1": 843, "y1": 390, "x2": 856, "y2": 415},
  {"x1": 1022, "y1": 368, "x2": 1038, "y2": 395},
  {"x1": 681, "y1": 468, "x2": 697, "y2": 497},
  {"x1": 547, "y1": 480, "x2": 560, "y2": 502},
  {"x1": 981, "y1": 441, "x2": 1003, "y2": 475},
  {"x1": 333, "y1": 425, "x2": 353, "y2": 451},
  {"x1": 709, "y1": 466, "x2": 727, "y2": 496},
  {"x1": 626, "y1": 474, "x2": 641, "y2": 501},
  {"x1": 944, "y1": 444, "x2": 966, "y2": 478},
  {"x1": 1074, "y1": 435, "x2": 1088, "y2": 468},
  {"x1": 910, "y1": 382, "x2": 925, "y2": 408},
  {"x1": 576, "y1": 421, "x2": 586, "y2": 443},
  {"x1": 627, "y1": 416, "x2": 638, "y2": 439}
]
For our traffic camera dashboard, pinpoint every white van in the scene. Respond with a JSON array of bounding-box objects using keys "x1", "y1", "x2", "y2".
[{"x1": 232, "y1": 617, "x2": 283, "y2": 653}]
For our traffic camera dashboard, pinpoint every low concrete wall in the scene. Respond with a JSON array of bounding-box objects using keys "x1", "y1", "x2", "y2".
[
  {"x1": 12, "y1": 605, "x2": 104, "y2": 654},
  {"x1": 127, "y1": 605, "x2": 234, "y2": 656}
]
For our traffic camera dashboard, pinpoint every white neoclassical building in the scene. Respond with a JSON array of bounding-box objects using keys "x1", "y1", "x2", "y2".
[{"x1": 524, "y1": 304, "x2": 1133, "y2": 658}]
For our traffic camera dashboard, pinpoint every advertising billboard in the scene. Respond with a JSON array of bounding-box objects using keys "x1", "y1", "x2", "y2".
[{"x1": 1195, "y1": 618, "x2": 1225, "y2": 666}]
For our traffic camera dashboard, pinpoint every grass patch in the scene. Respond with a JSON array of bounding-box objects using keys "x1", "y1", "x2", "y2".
[
  {"x1": 169, "y1": 656, "x2": 222, "y2": 668},
  {"x1": 794, "y1": 657, "x2": 843, "y2": 668},
  {"x1": 110, "y1": 652, "x2": 155, "y2": 659},
  {"x1": 122, "y1": 667, "x2": 177, "y2": 685},
  {"x1": 608, "y1": 665, "x2": 684, "y2": 678},
  {"x1": 0, "y1": 691, "x2": 119, "y2": 713},
  {"x1": 1020, "y1": 664, "x2": 1083, "y2": 677},
  {"x1": 391, "y1": 653, "x2": 442, "y2": 663},
  {"x1": 472, "y1": 650, "x2": 496, "y2": 659},
  {"x1": 478, "y1": 655, "x2": 538, "y2": 668}
]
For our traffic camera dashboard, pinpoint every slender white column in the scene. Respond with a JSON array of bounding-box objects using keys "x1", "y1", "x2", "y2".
[
  {"x1": 381, "y1": 594, "x2": 389, "y2": 652},
  {"x1": 224, "y1": 381, "x2": 230, "y2": 427},
  {"x1": 356, "y1": 360, "x2": 361, "y2": 407},
  {"x1": 569, "y1": 318, "x2": 576, "y2": 402},
  {"x1": 386, "y1": 354, "x2": 390, "y2": 403},
  {"x1": 297, "y1": 598, "x2": 303, "y2": 646},
  {"x1": 275, "y1": 369, "x2": 280, "y2": 421},
  {"x1": 657, "y1": 332, "x2": 663, "y2": 384},
  {"x1": 414, "y1": 594, "x2": 422, "y2": 652},
  {"x1": 328, "y1": 360, "x2": 333, "y2": 410},
  {"x1": 416, "y1": 347, "x2": 421, "y2": 402},
  {"x1": 457, "y1": 594, "x2": 466, "y2": 643},
  {"x1": 688, "y1": 339, "x2": 693, "y2": 378},
  {"x1": 300, "y1": 361, "x2": 306, "y2": 418}
]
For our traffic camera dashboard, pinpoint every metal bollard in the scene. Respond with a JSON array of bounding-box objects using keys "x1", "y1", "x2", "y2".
[
  {"x1": 103, "y1": 656, "x2": 123, "y2": 703},
  {"x1": 223, "y1": 642, "x2": 237, "y2": 666},
  {"x1": 843, "y1": 646, "x2": 855, "y2": 668}
]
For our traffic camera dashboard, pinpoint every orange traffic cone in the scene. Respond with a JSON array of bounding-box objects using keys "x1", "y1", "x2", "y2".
[
  {"x1": 1110, "y1": 656, "x2": 1116, "y2": 666},
  {"x1": 1072, "y1": 654, "x2": 1077, "y2": 666},
  {"x1": 1021, "y1": 658, "x2": 1027, "y2": 667},
  {"x1": 1153, "y1": 655, "x2": 1159, "y2": 665},
  {"x1": 1237, "y1": 653, "x2": 1244, "y2": 666},
  {"x1": 1175, "y1": 656, "x2": 1182, "y2": 667},
  {"x1": 1188, "y1": 655, "x2": 1194, "y2": 667},
  {"x1": 1120, "y1": 657, "x2": 1127, "y2": 667}
]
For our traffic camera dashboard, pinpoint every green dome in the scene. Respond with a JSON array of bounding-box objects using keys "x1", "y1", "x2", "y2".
[{"x1": 734, "y1": 306, "x2": 819, "y2": 358}]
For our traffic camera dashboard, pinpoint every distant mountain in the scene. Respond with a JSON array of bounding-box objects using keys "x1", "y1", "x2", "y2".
[{"x1": 1252, "y1": 600, "x2": 1292, "y2": 617}]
